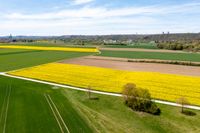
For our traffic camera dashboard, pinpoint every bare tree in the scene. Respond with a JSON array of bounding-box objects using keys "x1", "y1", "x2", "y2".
[
  {"x1": 87, "y1": 86, "x2": 91, "y2": 99},
  {"x1": 176, "y1": 97, "x2": 190, "y2": 113}
]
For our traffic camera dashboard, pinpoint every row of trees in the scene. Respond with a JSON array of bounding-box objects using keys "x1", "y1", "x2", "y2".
[{"x1": 156, "y1": 41, "x2": 200, "y2": 51}]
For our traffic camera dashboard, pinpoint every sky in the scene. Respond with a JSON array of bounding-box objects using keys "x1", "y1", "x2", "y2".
[{"x1": 0, "y1": 0, "x2": 200, "y2": 36}]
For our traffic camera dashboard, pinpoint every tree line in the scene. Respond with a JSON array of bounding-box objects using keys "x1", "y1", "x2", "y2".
[{"x1": 156, "y1": 40, "x2": 200, "y2": 51}]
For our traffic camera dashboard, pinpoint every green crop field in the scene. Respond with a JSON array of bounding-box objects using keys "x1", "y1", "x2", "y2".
[
  {"x1": 99, "y1": 50, "x2": 200, "y2": 62},
  {"x1": 0, "y1": 76, "x2": 199, "y2": 133},
  {"x1": 0, "y1": 76, "x2": 93, "y2": 133},
  {"x1": 0, "y1": 48, "x2": 91, "y2": 72},
  {"x1": 0, "y1": 49, "x2": 34, "y2": 54},
  {"x1": 104, "y1": 43, "x2": 158, "y2": 49}
]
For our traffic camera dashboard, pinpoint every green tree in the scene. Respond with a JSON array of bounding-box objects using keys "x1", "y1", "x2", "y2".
[{"x1": 122, "y1": 83, "x2": 160, "y2": 115}]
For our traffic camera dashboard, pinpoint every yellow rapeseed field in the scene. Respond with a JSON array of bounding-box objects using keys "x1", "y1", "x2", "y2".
[
  {"x1": 0, "y1": 45, "x2": 99, "y2": 53},
  {"x1": 9, "y1": 63, "x2": 200, "y2": 105}
]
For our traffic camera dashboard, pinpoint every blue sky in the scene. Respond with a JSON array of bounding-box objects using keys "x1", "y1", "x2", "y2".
[{"x1": 0, "y1": 0, "x2": 200, "y2": 35}]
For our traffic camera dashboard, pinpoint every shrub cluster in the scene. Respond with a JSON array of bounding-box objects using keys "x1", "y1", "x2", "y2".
[{"x1": 122, "y1": 83, "x2": 161, "y2": 115}]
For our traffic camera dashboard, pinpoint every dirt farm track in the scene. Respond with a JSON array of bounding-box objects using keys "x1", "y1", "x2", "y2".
[{"x1": 60, "y1": 56, "x2": 200, "y2": 76}]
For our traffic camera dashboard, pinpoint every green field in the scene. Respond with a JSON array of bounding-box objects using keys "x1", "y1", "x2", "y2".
[
  {"x1": 0, "y1": 49, "x2": 35, "y2": 54},
  {"x1": 104, "y1": 43, "x2": 158, "y2": 49},
  {"x1": 0, "y1": 76, "x2": 93, "y2": 133},
  {"x1": 0, "y1": 48, "x2": 91, "y2": 72},
  {"x1": 0, "y1": 76, "x2": 199, "y2": 133},
  {"x1": 99, "y1": 50, "x2": 200, "y2": 62}
]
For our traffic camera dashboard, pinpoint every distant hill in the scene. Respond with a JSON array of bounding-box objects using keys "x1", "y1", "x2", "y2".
[{"x1": 1, "y1": 33, "x2": 200, "y2": 42}]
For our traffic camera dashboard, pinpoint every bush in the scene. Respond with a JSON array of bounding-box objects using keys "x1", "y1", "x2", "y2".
[
  {"x1": 147, "y1": 102, "x2": 161, "y2": 115},
  {"x1": 122, "y1": 83, "x2": 161, "y2": 115}
]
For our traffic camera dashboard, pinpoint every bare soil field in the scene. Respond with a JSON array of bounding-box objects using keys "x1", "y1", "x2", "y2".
[
  {"x1": 60, "y1": 56, "x2": 200, "y2": 76},
  {"x1": 100, "y1": 47, "x2": 197, "y2": 53}
]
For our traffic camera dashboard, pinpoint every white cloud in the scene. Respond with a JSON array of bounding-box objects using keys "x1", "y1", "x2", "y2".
[
  {"x1": 4, "y1": 2, "x2": 200, "y2": 21},
  {"x1": 4, "y1": 6, "x2": 160, "y2": 20},
  {"x1": 72, "y1": 0, "x2": 94, "y2": 5},
  {"x1": 0, "y1": 16, "x2": 157, "y2": 35},
  {"x1": 0, "y1": 2, "x2": 200, "y2": 35}
]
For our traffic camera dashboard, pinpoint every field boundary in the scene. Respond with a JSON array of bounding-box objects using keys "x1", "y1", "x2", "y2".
[{"x1": 1, "y1": 72, "x2": 200, "y2": 111}]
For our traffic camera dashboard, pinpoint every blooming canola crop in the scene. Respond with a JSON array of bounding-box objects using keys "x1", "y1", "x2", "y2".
[
  {"x1": 0, "y1": 45, "x2": 99, "y2": 53},
  {"x1": 9, "y1": 63, "x2": 200, "y2": 106}
]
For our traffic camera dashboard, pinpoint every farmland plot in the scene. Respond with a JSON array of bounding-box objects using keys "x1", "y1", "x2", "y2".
[
  {"x1": 0, "y1": 48, "x2": 91, "y2": 72},
  {"x1": 0, "y1": 76, "x2": 93, "y2": 133},
  {"x1": 99, "y1": 50, "x2": 200, "y2": 62},
  {"x1": 0, "y1": 45, "x2": 99, "y2": 53},
  {"x1": 9, "y1": 63, "x2": 200, "y2": 106}
]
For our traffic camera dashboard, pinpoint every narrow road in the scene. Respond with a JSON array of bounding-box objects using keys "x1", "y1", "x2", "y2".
[{"x1": 0, "y1": 72, "x2": 200, "y2": 111}]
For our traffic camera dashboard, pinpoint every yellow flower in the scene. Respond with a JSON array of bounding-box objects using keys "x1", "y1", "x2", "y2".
[
  {"x1": 9, "y1": 63, "x2": 200, "y2": 106},
  {"x1": 0, "y1": 45, "x2": 99, "y2": 53}
]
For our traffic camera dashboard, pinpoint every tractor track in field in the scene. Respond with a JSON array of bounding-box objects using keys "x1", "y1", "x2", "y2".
[
  {"x1": 44, "y1": 94, "x2": 70, "y2": 133},
  {"x1": 0, "y1": 86, "x2": 12, "y2": 133},
  {"x1": 3, "y1": 87, "x2": 11, "y2": 133},
  {"x1": 1, "y1": 72, "x2": 200, "y2": 111},
  {"x1": 44, "y1": 94, "x2": 64, "y2": 133},
  {"x1": 0, "y1": 88, "x2": 8, "y2": 125}
]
